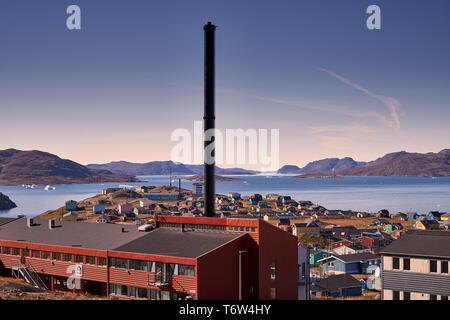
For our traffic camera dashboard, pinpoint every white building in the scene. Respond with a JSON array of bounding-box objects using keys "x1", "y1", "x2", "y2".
[{"x1": 298, "y1": 244, "x2": 310, "y2": 300}]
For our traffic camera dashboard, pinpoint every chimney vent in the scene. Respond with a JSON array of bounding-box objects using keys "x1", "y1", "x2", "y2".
[
  {"x1": 203, "y1": 21, "x2": 216, "y2": 217},
  {"x1": 49, "y1": 220, "x2": 55, "y2": 230},
  {"x1": 27, "y1": 218, "x2": 34, "y2": 228}
]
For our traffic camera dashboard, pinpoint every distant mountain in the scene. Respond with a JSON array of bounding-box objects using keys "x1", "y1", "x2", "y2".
[
  {"x1": 299, "y1": 157, "x2": 366, "y2": 174},
  {"x1": 0, "y1": 193, "x2": 17, "y2": 210},
  {"x1": 278, "y1": 158, "x2": 365, "y2": 174},
  {"x1": 339, "y1": 149, "x2": 450, "y2": 177},
  {"x1": 277, "y1": 165, "x2": 301, "y2": 174},
  {"x1": 0, "y1": 149, "x2": 137, "y2": 185},
  {"x1": 184, "y1": 164, "x2": 258, "y2": 175},
  {"x1": 186, "y1": 174, "x2": 244, "y2": 181},
  {"x1": 87, "y1": 161, "x2": 196, "y2": 176},
  {"x1": 87, "y1": 161, "x2": 258, "y2": 176}
]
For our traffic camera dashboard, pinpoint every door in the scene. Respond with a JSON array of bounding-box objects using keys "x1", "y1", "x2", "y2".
[{"x1": 155, "y1": 262, "x2": 169, "y2": 283}]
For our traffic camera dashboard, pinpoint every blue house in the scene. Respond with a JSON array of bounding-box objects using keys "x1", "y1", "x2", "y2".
[
  {"x1": 407, "y1": 212, "x2": 419, "y2": 220},
  {"x1": 427, "y1": 211, "x2": 442, "y2": 221},
  {"x1": 310, "y1": 274, "x2": 362, "y2": 298},
  {"x1": 257, "y1": 201, "x2": 268, "y2": 208},
  {"x1": 282, "y1": 196, "x2": 292, "y2": 204},
  {"x1": 318, "y1": 252, "x2": 381, "y2": 274}
]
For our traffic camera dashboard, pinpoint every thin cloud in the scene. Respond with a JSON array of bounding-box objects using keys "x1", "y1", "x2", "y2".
[
  {"x1": 316, "y1": 67, "x2": 401, "y2": 131},
  {"x1": 219, "y1": 88, "x2": 393, "y2": 127}
]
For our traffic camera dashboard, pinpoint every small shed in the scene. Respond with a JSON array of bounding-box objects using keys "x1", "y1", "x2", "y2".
[
  {"x1": 93, "y1": 204, "x2": 105, "y2": 214},
  {"x1": 65, "y1": 200, "x2": 77, "y2": 211}
]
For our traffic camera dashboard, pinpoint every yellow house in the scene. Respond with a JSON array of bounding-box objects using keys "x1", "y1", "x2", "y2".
[{"x1": 414, "y1": 219, "x2": 440, "y2": 230}]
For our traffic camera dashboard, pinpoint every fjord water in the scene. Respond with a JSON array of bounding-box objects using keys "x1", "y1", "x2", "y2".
[{"x1": 0, "y1": 176, "x2": 449, "y2": 218}]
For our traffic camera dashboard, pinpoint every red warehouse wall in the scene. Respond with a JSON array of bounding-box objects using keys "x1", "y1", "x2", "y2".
[
  {"x1": 257, "y1": 220, "x2": 298, "y2": 300},
  {"x1": 196, "y1": 233, "x2": 258, "y2": 300}
]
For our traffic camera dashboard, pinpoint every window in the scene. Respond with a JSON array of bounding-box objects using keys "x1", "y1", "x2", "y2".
[
  {"x1": 74, "y1": 255, "x2": 83, "y2": 263},
  {"x1": 85, "y1": 256, "x2": 95, "y2": 265},
  {"x1": 403, "y1": 292, "x2": 410, "y2": 300},
  {"x1": 301, "y1": 262, "x2": 306, "y2": 280},
  {"x1": 442, "y1": 296, "x2": 448, "y2": 300},
  {"x1": 393, "y1": 257, "x2": 400, "y2": 270},
  {"x1": 53, "y1": 252, "x2": 61, "y2": 261},
  {"x1": 120, "y1": 284, "x2": 128, "y2": 296},
  {"x1": 430, "y1": 294, "x2": 437, "y2": 300},
  {"x1": 97, "y1": 257, "x2": 107, "y2": 266},
  {"x1": 403, "y1": 258, "x2": 410, "y2": 271},
  {"x1": 129, "y1": 259, "x2": 149, "y2": 271},
  {"x1": 2, "y1": 247, "x2": 11, "y2": 254},
  {"x1": 178, "y1": 264, "x2": 195, "y2": 277},
  {"x1": 41, "y1": 251, "x2": 50, "y2": 259},
  {"x1": 31, "y1": 250, "x2": 40, "y2": 258},
  {"x1": 270, "y1": 288, "x2": 276, "y2": 300},
  {"x1": 441, "y1": 261, "x2": 448, "y2": 274},
  {"x1": 110, "y1": 257, "x2": 128, "y2": 269},
  {"x1": 24, "y1": 249, "x2": 30, "y2": 257},
  {"x1": 430, "y1": 260, "x2": 437, "y2": 273},
  {"x1": 12, "y1": 248, "x2": 20, "y2": 256},
  {"x1": 137, "y1": 287, "x2": 148, "y2": 299},
  {"x1": 270, "y1": 262, "x2": 276, "y2": 281},
  {"x1": 393, "y1": 291, "x2": 400, "y2": 300},
  {"x1": 62, "y1": 253, "x2": 72, "y2": 262},
  {"x1": 328, "y1": 262, "x2": 335, "y2": 267},
  {"x1": 128, "y1": 286, "x2": 136, "y2": 298}
]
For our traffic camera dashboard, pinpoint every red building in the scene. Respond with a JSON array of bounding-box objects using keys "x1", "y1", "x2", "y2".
[
  {"x1": 0, "y1": 215, "x2": 298, "y2": 300},
  {"x1": 331, "y1": 240, "x2": 353, "y2": 250}
]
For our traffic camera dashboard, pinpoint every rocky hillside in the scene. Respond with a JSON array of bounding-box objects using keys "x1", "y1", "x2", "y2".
[
  {"x1": 0, "y1": 149, "x2": 137, "y2": 185},
  {"x1": 279, "y1": 158, "x2": 365, "y2": 174},
  {"x1": 0, "y1": 193, "x2": 17, "y2": 210},
  {"x1": 339, "y1": 149, "x2": 450, "y2": 177},
  {"x1": 277, "y1": 165, "x2": 301, "y2": 174}
]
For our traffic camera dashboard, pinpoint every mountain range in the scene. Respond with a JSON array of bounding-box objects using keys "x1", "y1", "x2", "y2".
[
  {"x1": 86, "y1": 161, "x2": 259, "y2": 176},
  {"x1": 0, "y1": 148, "x2": 449, "y2": 186},
  {"x1": 278, "y1": 157, "x2": 366, "y2": 174},
  {"x1": 0, "y1": 149, "x2": 137, "y2": 185},
  {"x1": 279, "y1": 149, "x2": 450, "y2": 177}
]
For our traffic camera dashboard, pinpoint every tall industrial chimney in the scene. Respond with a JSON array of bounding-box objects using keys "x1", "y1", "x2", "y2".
[{"x1": 203, "y1": 21, "x2": 216, "y2": 217}]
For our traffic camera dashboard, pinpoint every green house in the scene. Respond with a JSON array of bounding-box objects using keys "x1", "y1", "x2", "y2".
[
  {"x1": 309, "y1": 251, "x2": 330, "y2": 267},
  {"x1": 385, "y1": 223, "x2": 403, "y2": 232},
  {"x1": 65, "y1": 200, "x2": 77, "y2": 211}
]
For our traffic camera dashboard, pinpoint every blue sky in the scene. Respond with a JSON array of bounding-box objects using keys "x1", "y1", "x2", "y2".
[{"x1": 0, "y1": 0, "x2": 449, "y2": 168}]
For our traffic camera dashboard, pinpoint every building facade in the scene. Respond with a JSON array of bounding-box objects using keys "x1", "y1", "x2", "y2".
[
  {"x1": 380, "y1": 230, "x2": 450, "y2": 300},
  {"x1": 0, "y1": 215, "x2": 298, "y2": 300}
]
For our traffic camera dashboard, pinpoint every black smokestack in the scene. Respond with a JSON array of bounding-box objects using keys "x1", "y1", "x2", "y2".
[{"x1": 203, "y1": 21, "x2": 216, "y2": 217}]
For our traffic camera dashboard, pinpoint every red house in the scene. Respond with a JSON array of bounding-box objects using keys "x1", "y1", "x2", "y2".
[{"x1": 331, "y1": 240, "x2": 353, "y2": 250}]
